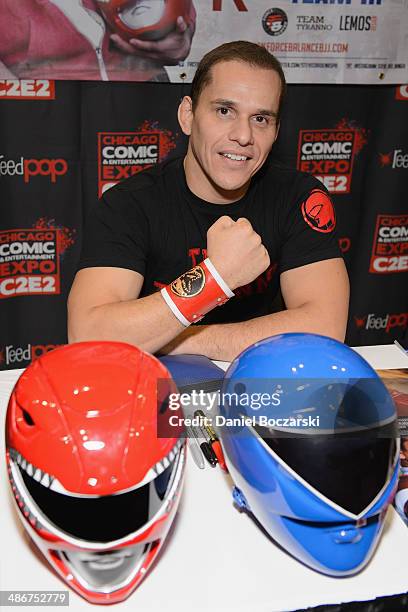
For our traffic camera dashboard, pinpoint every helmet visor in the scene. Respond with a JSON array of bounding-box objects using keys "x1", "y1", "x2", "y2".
[
  {"x1": 17, "y1": 451, "x2": 180, "y2": 542},
  {"x1": 119, "y1": 0, "x2": 165, "y2": 28},
  {"x1": 253, "y1": 422, "x2": 398, "y2": 515}
]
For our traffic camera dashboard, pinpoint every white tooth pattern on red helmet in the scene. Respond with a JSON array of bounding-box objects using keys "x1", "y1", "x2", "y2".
[{"x1": 6, "y1": 341, "x2": 187, "y2": 604}]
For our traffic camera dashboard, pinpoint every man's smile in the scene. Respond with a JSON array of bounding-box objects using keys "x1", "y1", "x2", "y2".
[{"x1": 220, "y1": 152, "x2": 251, "y2": 162}]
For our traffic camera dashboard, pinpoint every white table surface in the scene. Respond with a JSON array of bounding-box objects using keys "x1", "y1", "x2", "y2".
[{"x1": 1, "y1": 345, "x2": 408, "y2": 611}]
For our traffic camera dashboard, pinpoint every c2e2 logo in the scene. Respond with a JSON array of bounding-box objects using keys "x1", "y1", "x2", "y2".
[{"x1": 0, "y1": 80, "x2": 55, "y2": 100}]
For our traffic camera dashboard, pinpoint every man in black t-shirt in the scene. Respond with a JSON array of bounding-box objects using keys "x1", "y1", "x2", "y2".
[{"x1": 68, "y1": 41, "x2": 349, "y2": 361}]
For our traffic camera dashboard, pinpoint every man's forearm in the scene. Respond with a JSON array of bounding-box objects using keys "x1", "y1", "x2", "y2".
[
  {"x1": 161, "y1": 302, "x2": 347, "y2": 362},
  {"x1": 68, "y1": 291, "x2": 186, "y2": 355},
  {"x1": 69, "y1": 217, "x2": 273, "y2": 357}
]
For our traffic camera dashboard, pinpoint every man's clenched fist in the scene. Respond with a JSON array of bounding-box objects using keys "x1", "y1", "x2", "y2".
[{"x1": 207, "y1": 216, "x2": 270, "y2": 290}]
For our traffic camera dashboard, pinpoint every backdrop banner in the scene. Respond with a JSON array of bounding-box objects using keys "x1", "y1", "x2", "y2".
[
  {"x1": 0, "y1": 0, "x2": 407, "y2": 85},
  {"x1": 0, "y1": 80, "x2": 407, "y2": 369},
  {"x1": 176, "y1": 0, "x2": 408, "y2": 85}
]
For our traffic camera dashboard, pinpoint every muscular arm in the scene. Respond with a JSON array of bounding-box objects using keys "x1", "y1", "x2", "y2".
[
  {"x1": 67, "y1": 267, "x2": 186, "y2": 353},
  {"x1": 161, "y1": 257, "x2": 350, "y2": 361},
  {"x1": 68, "y1": 216, "x2": 269, "y2": 353},
  {"x1": 69, "y1": 217, "x2": 348, "y2": 360}
]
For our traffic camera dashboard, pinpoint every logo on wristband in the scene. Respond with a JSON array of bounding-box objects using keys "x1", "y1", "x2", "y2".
[{"x1": 170, "y1": 266, "x2": 205, "y2": 298}]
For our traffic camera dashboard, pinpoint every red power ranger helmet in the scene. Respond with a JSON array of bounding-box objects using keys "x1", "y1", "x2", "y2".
[
  {"x1": 97, "y1": 0, "x2": 193, "y2": 41},
  {"x1": 6, "y1": 342, "x2": 186, "y2": 604}
]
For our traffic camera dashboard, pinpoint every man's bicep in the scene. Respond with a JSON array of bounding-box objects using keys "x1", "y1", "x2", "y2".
[
  {"x1": 68, "y1": 267, "x2": 144, "y2": 314},
  {"x1": 280, "y1": 258, "x2": 349, "y2": 339}
]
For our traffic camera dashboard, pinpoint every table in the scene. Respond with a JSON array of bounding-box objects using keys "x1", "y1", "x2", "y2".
[{"x1": 1, "y1": 345, "x2": 408, "y2": 611}]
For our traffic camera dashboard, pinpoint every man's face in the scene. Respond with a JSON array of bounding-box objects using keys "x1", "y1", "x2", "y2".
[{"x1": 180, "y1": 60, "x2": 281, "y2": 203}]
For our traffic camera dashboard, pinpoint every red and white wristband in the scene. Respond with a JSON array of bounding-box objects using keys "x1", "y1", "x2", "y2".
[{"x1": 160, "y1": 258, "x2": 235, "y2": 326}]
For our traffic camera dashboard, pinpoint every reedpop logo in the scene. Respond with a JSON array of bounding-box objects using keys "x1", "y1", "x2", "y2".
[
  {"x1": 354, "y1": 312, "x2": 408, "y2": 333},
  {"x1": 0, "y1": 155, "x2": 68, "y2": 183},
  {"x1": 0, "y1": 343, "x2": 61, "y2": 367},
  {"x1": 378, "y1": 149, "x2": 408, "y2": 169}
]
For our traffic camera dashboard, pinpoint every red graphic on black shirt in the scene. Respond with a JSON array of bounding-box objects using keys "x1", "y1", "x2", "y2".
[
  {"x1": 235, "y1": 263, "x2": 278, "y2": 298},
  {"x1": 339, "y1": 237, "x2": 351, "y2": 253},
  {"x1": 186, "y1": 250, "x2": 277, "y2": 298},
  {"x1": 188, "y1": 248, "x2": 207, "y2": 267},
  {"x1": 301, "y1": 190, "x2": 336, "y2": 233},
  {"x1": 154, "y1": 250, "x2": 277, "y2": 299}
]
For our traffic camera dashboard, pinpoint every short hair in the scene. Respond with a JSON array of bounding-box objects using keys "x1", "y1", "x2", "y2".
[{"x1": 190, "y1": 41, "x2": 287, "y2": 123}]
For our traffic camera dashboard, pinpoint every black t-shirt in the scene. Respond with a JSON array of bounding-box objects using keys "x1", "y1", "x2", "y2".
[{"x1": 78, "y1": 157, "x2": 341, "y2": 324}]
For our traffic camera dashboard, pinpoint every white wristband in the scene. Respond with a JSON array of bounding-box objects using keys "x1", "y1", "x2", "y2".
[
  {"x1": 203, "y1": 258, "x2": 235, "y2": 298},
  {"x1": 160, "y1": 287, "x2": 191, "y2": 327}
]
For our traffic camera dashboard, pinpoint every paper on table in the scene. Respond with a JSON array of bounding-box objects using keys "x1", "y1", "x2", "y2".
[{"x1": 353, "y1": 344, "x2": 408, "y2": 370}]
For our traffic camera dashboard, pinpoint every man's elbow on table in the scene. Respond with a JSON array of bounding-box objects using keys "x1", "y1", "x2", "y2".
[
  {"x1": 67, "y1": 266, "x2": 144, "y2": 345},
  {"x1": 67, "y1": 297, "x2": 100, "y2": 344}
]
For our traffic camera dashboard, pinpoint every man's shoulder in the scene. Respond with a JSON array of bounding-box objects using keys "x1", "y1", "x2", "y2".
[
  {"x1": 110, "y1": 156, "x2": 182, "y2": 197},
  {"x1": 259, "y1": 160, "x2": 319, "y2": 192}
]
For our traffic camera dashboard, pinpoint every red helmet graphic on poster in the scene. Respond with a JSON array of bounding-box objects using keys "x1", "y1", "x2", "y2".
[
  {"x1": 297, "y1": 119, "x2": 368, "y2": 193},
  {"x1": 96, "y1": 0, "x2": 194, "y2": 41},
  {"x1": 98, "y1": 121, "x2": 177, "y2": 196},
  {"x1": 0, "y1": 219, "x2": 76, "y2": 299}
]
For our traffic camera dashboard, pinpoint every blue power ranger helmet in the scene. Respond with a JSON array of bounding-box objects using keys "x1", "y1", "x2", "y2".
[{"x1": 219, "y1": 333, "x2": 399, "y2": 576}]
